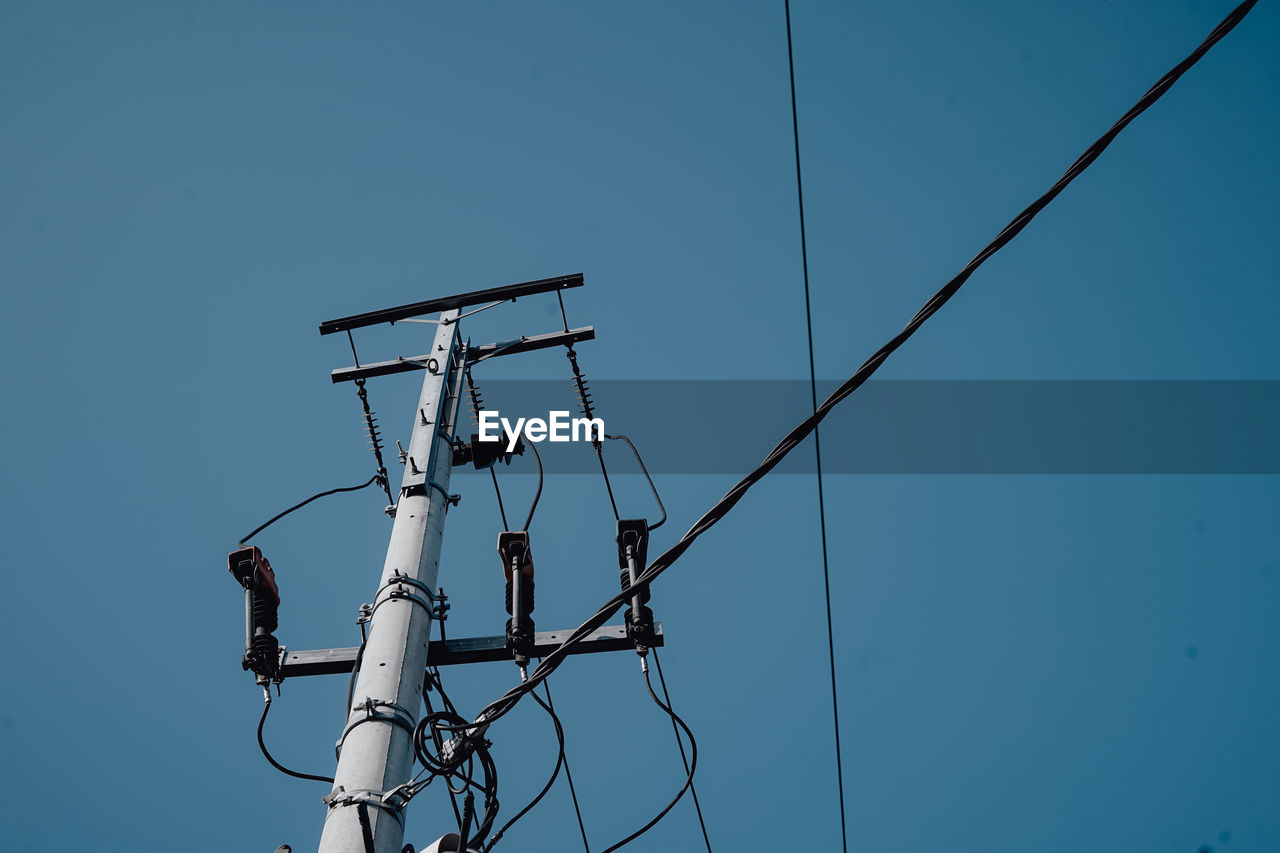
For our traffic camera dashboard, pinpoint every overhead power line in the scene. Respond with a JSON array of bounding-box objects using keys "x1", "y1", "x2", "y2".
[
  {"x1": 461, "y1": 0, "x2": 1261, "y2": 733},
  {"x1": 784, "y1": 0, "x2": 847, "y2": 850}
]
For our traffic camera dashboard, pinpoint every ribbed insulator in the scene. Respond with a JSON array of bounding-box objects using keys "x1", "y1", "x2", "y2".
[{"x1": 619, "y1": 567, "x2": 651, "y2": 604}]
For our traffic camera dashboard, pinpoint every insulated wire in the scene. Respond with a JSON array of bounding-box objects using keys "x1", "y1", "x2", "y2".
[
  {"x1": 257, "y1": 697, "x2": 336, "y2": 784},
  {"x1": 423, "y1": 668, "x2": 465, "y2": 830},
  {"x1": 238, "y1": 475, "x2": 379, "y2": 546},
  {"x1": 338, "y1": 621, "x2": 370, "y2": 760},
  {"x1": 604, "y1": 433, "x2": 667, "y2": 531},
  {"x1": 482, "y1": 681, "x2": 568, "y2": 851},
  {"x1": 652, "y1": 648, "x2": 711, "y2": 852},
  {"x1": 489, "y1": 467, "x2": 510, "y2": 530},
  {"x1": 600, "y1": 665, "x2": 699, "y2": 853},
  {"x1": 452, "y1": 0, "x2": 1260, "y2": 734},
  {"x1": 785, "y1": 1, "x2": 846, "y2": 849},
  {"x1": 523, "y1": 439, "x2": 544, "y2": 531},
  {"x1": 541, "y1": 675, "x2": 591, "y2": 853}
]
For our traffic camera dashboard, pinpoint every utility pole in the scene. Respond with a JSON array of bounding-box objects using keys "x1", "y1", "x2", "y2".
[
  {"x1": 230, "y1": 274, "x2": 656, "y2": 852},
  {"x1": 317, "y1": 310, "x2": 465, "y2": 853}
]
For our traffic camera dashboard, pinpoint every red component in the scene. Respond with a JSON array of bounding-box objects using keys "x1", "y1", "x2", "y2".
[{"x1": 227, "y1": 545, "x2": 280, "y2": 605}]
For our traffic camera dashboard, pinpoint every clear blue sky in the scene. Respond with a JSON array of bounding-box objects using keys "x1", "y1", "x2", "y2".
[{"x1": 2, "y1": 2, "x2": 1277, "y2": 851}]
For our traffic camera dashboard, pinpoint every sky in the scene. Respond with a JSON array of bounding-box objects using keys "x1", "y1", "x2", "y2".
[{"x1": 2, "y1": 1, "x2": 1278, "y2": 852}]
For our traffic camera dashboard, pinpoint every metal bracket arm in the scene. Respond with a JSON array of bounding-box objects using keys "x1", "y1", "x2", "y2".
[
  {"x1": 319, "y1": 273, "x2": 584, "y2": 335},
  {"x1": 329, "y1": 326, "x2": 595, "y2": 383},
  {"x1": 281, "y1": 623, "x2": 664, "y2": 677}
]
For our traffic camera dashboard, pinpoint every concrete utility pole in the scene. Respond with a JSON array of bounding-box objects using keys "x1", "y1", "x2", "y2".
[{"x1": 317, "y1": 310, "x2": 465, "y2": 853}]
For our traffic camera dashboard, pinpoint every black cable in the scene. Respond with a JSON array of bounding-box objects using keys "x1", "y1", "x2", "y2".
[
  {"x1": 482, "y1": 683, "x2": 566, "y2": 851},
  {"x1": 338, "y1": 620, "x2": 370, "y2": 760},
  {"x1": 459, "y1": 792, "x2": 476, "y2": 853},
  {"x1": 600, "y1": 666, "x2": 699, "y2": 853},
  {"x1": 444, "y1": 0, "x2": 1261, "y2": 735},
  {"x1": 489, "y1": 467, "x2": 510, "y2": 530},
  {"x1": 238, "y1": 475, "x2": 380, "y2": 546},
  {"x1": 784, "y1": 1, "x2": 847, "y2": 850},
  {"x1": 356, "y1": 802, "x2": 377, "y2": 853},
  {"x1": 541, "y1": 675, "x2": 591, "y2": 853},
  {"x1": 522, "y1": 439, "x2": 544, "y2": 532},
  {"x1": 604, "y1": 434, "x2": 666, "y2": 531},
  {"x1": 652, "y1": 648, "x2": 711, "y2": 852},
  {"x1": 595, "y1": 452, "x2": 620, "y2": 520},
  {"x1": 422, "y1": 670, "x2": 465, "y2": 830},
  {"x1": 257, "y1": 697, "x2": 336, "y2": 784}
]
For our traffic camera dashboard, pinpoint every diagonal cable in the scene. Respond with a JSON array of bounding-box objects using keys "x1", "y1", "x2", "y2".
[{"x1": 460, "y1": 0, "x2": 1261, "y2": 733}]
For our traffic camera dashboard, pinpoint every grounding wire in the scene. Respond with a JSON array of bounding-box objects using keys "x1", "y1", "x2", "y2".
[
  {"x1": 785, "y1": 0, "x2": 846, "y2": 849},
  {"x1": 238, "y1": 475, "x2": 380, "y2": 546},
  {"x1": 652, "y1": 647, "x2": 711, "y2": 852},
  {"x1": 438, "y1": 0, "x2": 1262, "y2": 736}
]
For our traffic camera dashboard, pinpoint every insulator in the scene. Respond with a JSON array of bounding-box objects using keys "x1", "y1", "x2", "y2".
[
  {"x1": 619, "y1": 567, "x2": 651, "y2": 605},
  {"x1": 465, "y1": 369, "x2": 486, "y2": 425},
  {"x1": 504, "y1": 575, "x2": 535, "y2": 616},
  {"x1": 253, "y1": 589, "x2": 279, "y2": 634},
  {"x1": 571, "y1": 376, "x2": 595, "y2": 421}
]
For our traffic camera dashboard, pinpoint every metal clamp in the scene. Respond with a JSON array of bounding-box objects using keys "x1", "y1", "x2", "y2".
[
  {"x1": 335, "y1": 698, "x2": 418, "y2": 751},
  {"x1": 321, "y1": 786, "x2": 409, "y2": 824},
  {"x1": 428, "y1": 480, "x2": 460, "y2": 507},
  {"x1": 399, "y1": 480, "x2": 460, "y2": 507}
]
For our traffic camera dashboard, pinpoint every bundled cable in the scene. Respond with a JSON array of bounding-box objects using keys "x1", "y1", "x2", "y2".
[{"x1": 445, "y1": 0, "x2": 1261, "y2": 734}]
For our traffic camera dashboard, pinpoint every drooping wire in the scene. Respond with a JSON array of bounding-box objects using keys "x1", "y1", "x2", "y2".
[
  {"x1": 338, "y1": 613, "x2": 372, "y2": 760},
  {"x1": 443, "y1": 0, "x2": 1261, "y2": 733},
  {"x1": 540, "y1": 674, "x2": 591, "y2": 853},
  {"x1": 785, "y1": 1, "x2": 846, "y2": 849},
  {"x1": 257, "y1": 695, "x2": 336, "y2": 784},
  {"x1": 599, "y1": 664, "x2": 699, "y2": 853},
  {"x1": 238, "y1": 475, "x2": 379, "y2": 546},
  {"x1": 604, "y1": 433, "x2": 666, "y2": 531},
  {"x1": 521, "y1": 439, "x2": 544, "y2": 531},
  {"x1": 422, "y1": 669, "x2": 465, "y2": 830},
  {"x1": 652, "y1": 648, "x2": 711, "y2": 852},
  {"x1": 482, "y1": 680, "x2": 569, "y2": 852}
]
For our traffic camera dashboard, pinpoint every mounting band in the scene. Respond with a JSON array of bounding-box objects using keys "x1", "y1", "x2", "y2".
[
  {"x1": 322, "y1": 787, "x2": 409, "y2": 824},
  {"x1": 335, "y1": 698, "x2": 418, "y2": 753}
]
